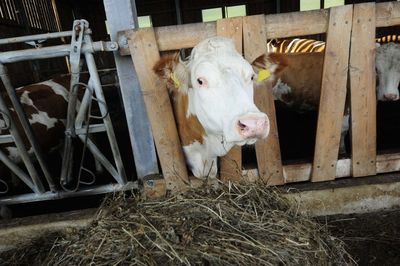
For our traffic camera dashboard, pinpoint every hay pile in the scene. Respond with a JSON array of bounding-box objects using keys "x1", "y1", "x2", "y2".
[{"x1": 1, "y1": 182, "x2": 355, "y2": 265}]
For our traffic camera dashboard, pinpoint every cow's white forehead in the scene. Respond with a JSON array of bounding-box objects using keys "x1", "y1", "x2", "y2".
[
  {"x1": 189, "y1": 37, "x2": 253, "y2": 76},
  {"x1": 376, "y1": 43, "x2": 400, "y2": 70},
  {"x1": 190, "y1": 37, "x2": 238, "y2": 61}
]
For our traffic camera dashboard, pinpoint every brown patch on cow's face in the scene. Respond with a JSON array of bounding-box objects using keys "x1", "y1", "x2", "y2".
[
  {"x1": 252, "y1": 53, "x2": 288, "y2": 78},
  {"x1": 154, "y1": 54, "x2": 205, "y2": 145},
  {"x1": 173, "y1": 92, "x2": 205, "y2": 146},
  {"x1": 153, "y1": 53, "x2": 189, "y2": 93}
]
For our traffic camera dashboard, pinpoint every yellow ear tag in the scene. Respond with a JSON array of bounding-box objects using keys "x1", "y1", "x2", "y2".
[
  {"x1": 170, "y1": 72, "x2": 181, "y2": 87},
  {"x1": 257, "y1": 69, "x2": 271, "y2": 82}
]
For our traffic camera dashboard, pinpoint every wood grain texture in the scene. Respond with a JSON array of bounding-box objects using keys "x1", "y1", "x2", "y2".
[
  {"x1": 128, "y1": 28, "x2": 189, "y2": 192},
  {"x1": 243, "y1": 15, "x2": 284, "y2": 185},
  {"x1": 376, "y1": 1, "x2": 400, "y2": 27},
  {"x1": 350, "y1": 3, "x2": 377, "y2": 177},
  {"x1": 265, "y1": 9, "x2": 329, "y2": 39},
  {"x1": 217, "y1": 17, "x2": 243, "y2": 182},
  {"x1": 312, "y1": 5, "x2": 353, "y2": 182}
]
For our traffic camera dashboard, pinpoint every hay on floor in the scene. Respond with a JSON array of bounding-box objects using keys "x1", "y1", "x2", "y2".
[{"x1": 1, "y1": 182, "x2": 355, "y2": 265}]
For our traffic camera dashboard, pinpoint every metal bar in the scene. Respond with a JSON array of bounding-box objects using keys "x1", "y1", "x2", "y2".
[
  {"x1": 0, "y1": 41, "x2": 118, "y2": 63},
  {"x1": 0, "y1": 84, "x2": 44, "y2": 194},
  {"x1": 0, "y1": 181, "x2": 138, "y2": 205},
  {"x1": 78, "y1": 135, "x2": 123, "y2": 184},
  {"x1": 0, "y1": 30, "x2": 72, "y2": 45},
  {"x1": 0, "y1": 149, "x2": 35, "y2": 191},
  {"x1": 84, "y1": 34, "x2": 127, "y2": 185},
  {"x1": 60, "y1": 20, "x2": 85, "y2": 186},
  {"x1": 0, "y1": 124, "x2": 106, "y2": 144},
  {"x1": 103, "y1": 0, "x2": 159, "y2": 179},
  {"x1": 0, "y1": 63, "x2": 56, "y2": 191}
]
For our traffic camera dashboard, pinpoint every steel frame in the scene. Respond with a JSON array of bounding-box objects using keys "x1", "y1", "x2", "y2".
[{"x1": 0, "y1": 19, "x2": 129, "y2": 205}]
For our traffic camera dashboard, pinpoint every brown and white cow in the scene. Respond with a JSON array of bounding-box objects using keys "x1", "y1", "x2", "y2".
[
  {"x1": 252, "y1": 43, "x2": 400, "y2": 153},
  {"x1": 154, "y1": 37, "x2": 270, "y2": 178},
  {"x1": 252, "y1": 52, "x2": 350, "y2": 153},
  {"x1": 0, "y1": 75, "x2": 74, "y2": 162}
]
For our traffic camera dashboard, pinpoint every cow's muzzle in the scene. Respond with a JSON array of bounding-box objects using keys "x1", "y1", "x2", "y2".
[{"x1": 236, "y1": 113, "x2": 270, "y2": 139}]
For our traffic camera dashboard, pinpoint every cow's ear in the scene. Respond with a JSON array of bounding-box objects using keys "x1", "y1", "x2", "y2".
[
  {"x1": 251, "y1": 52, "x2": 288, "y2": 82},
  {"x1": 153, "y1": 53, "x2": 187, "y2": 92}
]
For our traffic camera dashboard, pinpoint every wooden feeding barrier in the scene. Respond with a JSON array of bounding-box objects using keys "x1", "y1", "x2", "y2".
[{"x1": 122, "y1": 1, "x2": 400, "y2": 195}]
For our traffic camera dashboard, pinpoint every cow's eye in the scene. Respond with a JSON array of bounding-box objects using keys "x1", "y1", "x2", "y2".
[
  {"x1": 251, "y1": 74, "x2": 255, "y2": 81},
  {"x1": 197, "y1": 78, "x2": 205, "y2": 86}
]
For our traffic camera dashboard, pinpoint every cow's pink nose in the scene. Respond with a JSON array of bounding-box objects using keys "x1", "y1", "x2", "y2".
[
  {"x1": 384, "y1": 93, "x2": 399, "y2": 101},
  {"x1": 237, "y1": 115, "x2": 269, "y2": 139}
]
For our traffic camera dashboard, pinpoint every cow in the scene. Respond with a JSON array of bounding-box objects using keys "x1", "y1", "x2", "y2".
[
  {"x1": 252, "y1": 42, "x2": 400, "y2": 154},
  {"x1": 153, "y1": 37, "x2": 270, "y2": 178},
  {"x1": 0, "y1": 73, "x2": 112, "y2": 194},
  {"x1": 0, "y1": 75, "x2": 73, "y2": 162},
  {"x1": 252, "y1": 51, "x2": 349, "y2": 153},
  {"x1": 376, "y1": 42, "x2": 400, "y2": 101}
]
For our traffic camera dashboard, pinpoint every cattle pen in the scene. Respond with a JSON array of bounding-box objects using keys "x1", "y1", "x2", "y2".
[
  {"x1": 120, "y1": 1, "x2": 400, "y2": 208},
  {"x1": 1, "y1": 0, "x2": 400, "y2": 262}
]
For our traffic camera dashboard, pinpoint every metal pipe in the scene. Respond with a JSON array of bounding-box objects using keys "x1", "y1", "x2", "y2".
[
  {"x1": 0, "y1": 41, "x2": 118, "y2": 64},
  {"x1": 0, "y1": 30, "x2": 73, "y2": 45},
  {"x1": 0, "y1": 181, "x2": 138, "y2": 205},
  {"x1": 78, "y1": 135, "x2": 122, "y2": 184},
  {"x1": 0, "y1": 149, "x2": 35, "y2": 191},
  {"x1": 84, "y1": 35, "x2": 127, "y2": 185},
  {"x1": 60, "y1": 20, "x2": 86, "y2": 186},
  {"x1": 0, "y1": 63, "x2": 56, "y2": 192}
]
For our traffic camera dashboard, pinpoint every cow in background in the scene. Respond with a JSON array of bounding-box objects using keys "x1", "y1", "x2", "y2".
[
  {"x1": 376, "y1": 42, "x2": 400, "y2": 101},
  {"x1": 252, "y1": 42, "x2": 400, "y2": 154},
  {"x1": 154, "y1": 37, "x2": 270, "y2": 178}
]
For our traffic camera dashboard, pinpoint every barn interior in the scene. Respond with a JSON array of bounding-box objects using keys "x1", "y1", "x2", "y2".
[
  {"x1": 0, "y1": 0, "x2": 398, "y2": 212},
  {"x1": 0, "y1": 0, "x2": 400, "y2": 264}
]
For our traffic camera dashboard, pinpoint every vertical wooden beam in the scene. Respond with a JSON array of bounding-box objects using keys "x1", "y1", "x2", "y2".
[
  {"x1": 128, "y1": 28, "x2": 189, "y2": 192},
  {"x1": 312, "y1": 5, "x2": 353, "y2": 182},
  {"x1": 217, "y1": 17, "x2": 243, "y2": 182},
  {"x1": 350, "y1": 3, "x2": 377, "y2": 177},
  {"x1": 243, "y1": 15, "x2": 284, "y2": 185}
]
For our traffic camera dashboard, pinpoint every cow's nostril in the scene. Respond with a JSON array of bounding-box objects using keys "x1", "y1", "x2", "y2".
[{"x1": 238, "y1": 120, "x2": 247, "y2": 130}]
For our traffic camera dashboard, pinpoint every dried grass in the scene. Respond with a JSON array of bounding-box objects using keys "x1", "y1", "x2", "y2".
[{"x1": 1, "y1": 181, "x2": 355, "y2": 265}]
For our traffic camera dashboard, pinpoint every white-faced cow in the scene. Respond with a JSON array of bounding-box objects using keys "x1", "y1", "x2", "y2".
[
  {"x1": 376, "y1": 42, "x2": 400, "y2": 101},
  {"x1": 154, "y1": 37, "x2": 270, "y2": 178}
]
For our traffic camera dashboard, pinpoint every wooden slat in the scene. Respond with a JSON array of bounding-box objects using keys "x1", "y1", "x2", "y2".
[
  {"x1": 120, "y1": 9, "x2": 329, "y2": 56},
  {"x1": 350, "y1": 3, "x2": 377, "y2": 177},
  {"x1": 265, "y1": 9, "x2": 329, "y2": 39},
  {"x1": 128, "y1": 28, "x2": 189, "y2": 192},
  {"x1": 217, "y1": 17, "x2": 243, "y2": 182},
  {"x1": 243, "y1": 15, "x2": 284, "y2": 185},
  {"x1": 312, "y1": 5, "x2": 353, "y2": 182},
  {"x1": 244, "y1": 152, "x2": 400, "y2": 184},
  {"x1": 376, "y1": 1, "x2": 400, "y2": 27}
]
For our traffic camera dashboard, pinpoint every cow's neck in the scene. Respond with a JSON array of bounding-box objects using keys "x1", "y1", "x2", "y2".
[{"x1": 171, "y1": 90, "x2": 206, "y2": 146}]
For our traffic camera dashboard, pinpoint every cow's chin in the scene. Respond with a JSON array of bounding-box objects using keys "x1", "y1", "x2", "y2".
[{"x1": 229, "y1": 138, "x2": 258, "y2": 147}]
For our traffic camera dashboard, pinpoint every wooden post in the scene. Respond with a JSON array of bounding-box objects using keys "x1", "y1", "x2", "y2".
[
  {"x1": 217, "y1": 17, "x2": 243, "y2": 182},
  {"x1": 312, "y1": 5, "x2": 353, "y2": 182},
  {"x1": 243, "y1": 15, "x2": 284, "y2": 185},
  {"x1": 350, "y1": 3, "x2": 377, "y2": 177},
  {"x1": 128, "y1": 28, "x2": 189, "y2": 193}
]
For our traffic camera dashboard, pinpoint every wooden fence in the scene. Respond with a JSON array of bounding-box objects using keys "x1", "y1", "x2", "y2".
[{"x1": 122, "y1": 1, "x2": 400, "y2": 194}]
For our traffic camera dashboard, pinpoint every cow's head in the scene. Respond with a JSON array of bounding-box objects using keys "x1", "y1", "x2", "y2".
[
  {"x1": 376, "y1": 43, "x2": 400, "y2": 101},
  {"x1": 154, "y1": 37, "x2": 270, "y2": 147}
]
